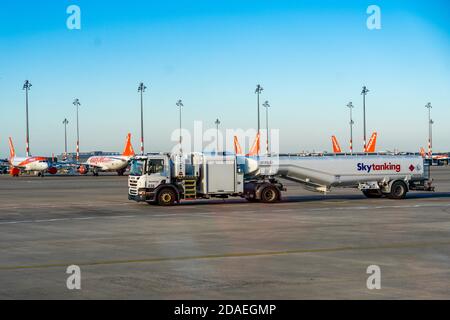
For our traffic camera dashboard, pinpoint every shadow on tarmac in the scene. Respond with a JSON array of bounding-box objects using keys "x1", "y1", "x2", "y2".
[{"x1": 174, "y1": 192, "x2": 450, "y2": 206}]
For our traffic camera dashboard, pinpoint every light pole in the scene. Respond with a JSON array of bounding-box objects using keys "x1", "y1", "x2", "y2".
[
  {"x1": 215, "y1": 118, "x2": 221, "y2": 155},
  {"x1": 23, "y1": 80, "x2": 32, "y2": 156},
  {"x1": 361, "y1": 86, "x2": 370, "y2": 152},
  {"x1": 262, "y1": 101, "x2": 270, "y2": 155},
  {"x1": 176, "y1": 100, "x2": 184, "y2": 154},
  {"x1": 63, "y1": 118, "x2": 69, "y2": 159},
  {"x1": 255, "y1": 85, "x2": 263, "y2": 156},
  {"x1": 426, "y1": 103, "x2": 433, "y2": 157},
  {"x1": 347, "y1": 102, "x2": 354, "y2": 154},
  {"x1": 138, "y1": 82, "x2": 147, "y2": 154},
  {"x1": 73, "y1": 98, "x2": 81, "y2": 162}
]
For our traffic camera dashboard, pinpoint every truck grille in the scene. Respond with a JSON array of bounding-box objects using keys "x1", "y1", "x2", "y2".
[
  {"x1": 128, "y1": 177, "x2": 139, "y2": 195},
  {"x1": 129, "y1": 187, "x2": 138, "y2": 196}
]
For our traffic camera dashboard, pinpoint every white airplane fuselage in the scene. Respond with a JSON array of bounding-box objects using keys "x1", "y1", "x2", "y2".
[
  {"x1": 11, "y1": 156, "x2": 49, "y2": 172},
  {"x1": 86, "y1": 156, "x2": 131, "y2": 172}
]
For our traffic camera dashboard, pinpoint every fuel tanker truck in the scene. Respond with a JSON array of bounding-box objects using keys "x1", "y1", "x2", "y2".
[{"x1": 128, "y1": 153, "x2": 434, "y2": 206}]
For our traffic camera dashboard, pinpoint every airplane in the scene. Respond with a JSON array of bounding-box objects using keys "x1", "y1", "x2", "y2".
[
  {"x1": 8, "y1": 137, "x2": 57, "y2": 177},
  {"x1": 364, "y1": 132, "x2": 378, "y2": 153},
  {"x1": 331, "y1": 136, "x2": 342, "y2": 153},
  {"x1": 330, "y1": 132, "x2": 377, "y2": 154},
  {"x1": 247, "y1": 132, "x2": 260, "y2": 157},
  {"x1": 420, "y1": 147, "x2": 449, "y2": 165},
  {"x1": 233, "y1": 133, "x2": 260, "y2": 157},
  {"x1": 79, "y1": 133, "x2": 135, "y2": 176},
  {"x1": 234, "y1": 136, "x2": 243, "y2": 155}
]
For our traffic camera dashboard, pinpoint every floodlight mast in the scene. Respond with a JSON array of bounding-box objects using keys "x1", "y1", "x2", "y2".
[
  {"x1": 262, "y1": 101, "x2": 270, "y2": 155},
  {"x1": 215, "y1": 118, "x2": 221, "y2": 155},
  {"x1": 138, "y1": 82, "x2": 147, "y2": 155},
  {"x1": 425, "y1": 102, "x2": 433, "y2": 157},
  {"x1": 176, "y1": 100, "x2": 184, "y2": 154},
  {"x1": 255, "y1": 84, "x2": 264, "y2": 156},
  {"x1": 63, "y1": 118, "x2": 69, "y2": 159},
  {"x1": 23, "y1": 80, "x2": 32, "y2": 157},
  {"x1": 347, "y1": 102, "x2": 354, "y2": 154},
  {"x1": 361, "y1": 86, "x2": 370, "y2": 152},
  {"x1": 73, "y1": 98, "x2": 81, "y2": 162}
]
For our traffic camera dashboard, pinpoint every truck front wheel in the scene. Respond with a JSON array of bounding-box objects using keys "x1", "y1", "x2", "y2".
[
  {"x1": 157, "y1": 188, "x2": 177, "y2": 206},
  {"x1": 260, "y1": 185, "x2": 280, "y2": 203},
  {"x1": 388, "y1": 181, "x2": 408, "y2": 200}
]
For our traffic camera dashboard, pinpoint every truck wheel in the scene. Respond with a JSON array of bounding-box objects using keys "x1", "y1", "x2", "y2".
[
  {"x1": 260, "y1": 186, "x2": 280, "y2": 203},
  {"x1": 388, "y1": 181, "x2": 408, "y2": 200},
  {"x1": 362, "y1": 190, "x2": 383, "y2": 198},
  {"x1": 157, "y1": 188, "x2": 177, "y2": 206}
]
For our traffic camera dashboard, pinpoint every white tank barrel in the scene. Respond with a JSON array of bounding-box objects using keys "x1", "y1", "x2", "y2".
[{"x1": 254, "y1": 155, "x2": 426, "y2": 190}]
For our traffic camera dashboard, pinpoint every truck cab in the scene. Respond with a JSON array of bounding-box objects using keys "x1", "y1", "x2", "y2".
[{"x1": 128, "y1": 154, "x2": 174, "y2": 203}]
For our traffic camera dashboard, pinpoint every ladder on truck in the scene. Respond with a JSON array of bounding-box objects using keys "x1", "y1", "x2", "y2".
[{"x1": 182, "y1": 177, "x2": 197, "y2": 200}]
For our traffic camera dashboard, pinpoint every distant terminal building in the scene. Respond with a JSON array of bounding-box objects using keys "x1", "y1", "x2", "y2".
[{"x1": 57, "y1": 152, "x2": 120, "y2": 163}]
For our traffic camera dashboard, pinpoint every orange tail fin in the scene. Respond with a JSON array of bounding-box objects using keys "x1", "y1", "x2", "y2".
[
  {"x1": 234, "y1": 136, "x2": 243, "y2": 155},
  {"x1": 122, "y1": 133, "x2": 135, "y2": 157},
  {"x1": 365, "y1": 132, "x2": 377, "y2": 153},
  {"x1": 331, "y1": 136, "x2": 342, "y2": 153},
  {"x1": 8, "y1": 137, "x2": 16, "y2": 159},
  {"x1": 246, "y1": 133, "x2": 261, "y2": 157},
  {"x1": 420, "y1": 147, "x2": 426, "y2": 158}
]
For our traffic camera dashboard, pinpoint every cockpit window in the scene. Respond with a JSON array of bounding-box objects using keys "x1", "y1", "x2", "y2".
[
  {"x1": 130, "y1": 159, "x2": 145, "y2": 176},
  {"x1": 148, "y1": 159, "x2": 164, "y2": 174}
]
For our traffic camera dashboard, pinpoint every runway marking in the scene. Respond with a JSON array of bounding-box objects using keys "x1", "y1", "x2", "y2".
[
  {"x1": 308, "y1": 203, "x2": 450, "y2": 212},
  {"x1": 1, "y1": 240, "x2": 450, "y2": 271},
  {"x1": 0, "y1": 203, "x2": 131, "y2": 210},
  {"x1": 1, "y1": 202, "x2": 450, "y2": 226},
  {"x1": 0, "y1": 215, "x2": 137, "y2": 225}
]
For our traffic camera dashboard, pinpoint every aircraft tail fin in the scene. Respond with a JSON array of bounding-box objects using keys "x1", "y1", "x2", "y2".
[
  {"x1": 420, "y1": 147, "x2": 426, "y2": 158},
  {"x1": 122, "y1": 133, "x2": 135, "y2": 157},
  {"x1": 331, "y1": 136, "x2": 342, "y2": 153},
  {"x1": 8, "y1": 137, "x2": 15, "y2": 159},
  {"x1": 234, "y1": 136, "x2": 243, "y2": 155},
  {"x1": 246, "y1": 133, "x2": 261, "y2": 157},
  {"x1": 365, "y1": 132, "x2": 378, "y2": 153}
]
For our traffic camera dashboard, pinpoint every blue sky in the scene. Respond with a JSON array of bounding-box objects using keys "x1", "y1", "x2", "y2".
[{"x1": 0, "y1": 0, "x2": 449, "y2": 156}]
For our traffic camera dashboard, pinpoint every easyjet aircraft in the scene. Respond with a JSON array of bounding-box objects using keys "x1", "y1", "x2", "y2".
[
  {"x1": 233, "y1": 133, "x2": 261, "y2": 157},
  {"x1": 79, "y1": 133, "x2": 135, "y2": 176},
  {"x1": 8, "y1": 137, "x2": 57, "y2": 176},
  {"x1": 331, "y1": 136, "x2": 342, "y2": 153},
  {"x1": 364, "y1": 132, "x2": 378, "y2": 153},
  {"x1": 420, "y1": 147, "x2": 449, "y2": 163}
]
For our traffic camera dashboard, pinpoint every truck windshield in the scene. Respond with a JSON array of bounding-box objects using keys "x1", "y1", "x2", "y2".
[
  {"x1": 148, "y1": 159, "x2": 165, "y2": 174},
  {"x1": 129, "y1": 159, "x2": 145, "y2": 176}
]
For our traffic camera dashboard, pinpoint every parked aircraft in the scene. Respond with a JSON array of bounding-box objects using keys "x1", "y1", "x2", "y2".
[{"x1": 79, "y1": 133, "x2": 135, "y2": 176}]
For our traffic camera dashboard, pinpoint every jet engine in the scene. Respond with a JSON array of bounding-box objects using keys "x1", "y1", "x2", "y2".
[
  {"x1": 78, "y1": 165, "x2": 88, "y2": 175},
  {"x1": 10, "y1": 167, "x2": 20, "y2": 177},
  {"x1": 47, "y1": 167, "x2": 58, "y2": 175}
]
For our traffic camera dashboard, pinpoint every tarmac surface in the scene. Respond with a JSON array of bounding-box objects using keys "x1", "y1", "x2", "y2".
[{"x1": 0, "y1": 167, "x2": 450, "y2": 299}]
